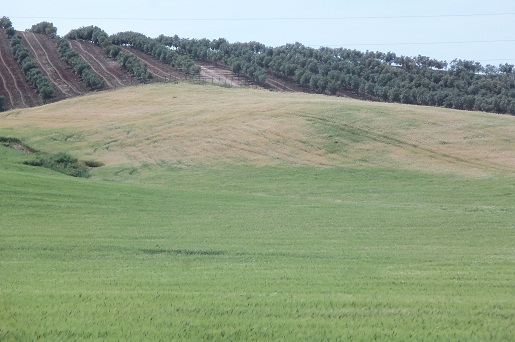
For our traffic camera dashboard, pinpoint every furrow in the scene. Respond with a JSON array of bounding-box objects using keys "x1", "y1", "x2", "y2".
[
  {"x1": 71, "y1": 40, "x2": 123, "y2": 87},
  {"x1": 28, "y1": 32, "x2": 82, "y2": 96}
]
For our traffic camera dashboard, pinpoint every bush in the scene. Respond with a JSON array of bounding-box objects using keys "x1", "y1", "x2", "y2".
[{"x1": 24, "y1": 152, "x2": 91, "y2": 178}]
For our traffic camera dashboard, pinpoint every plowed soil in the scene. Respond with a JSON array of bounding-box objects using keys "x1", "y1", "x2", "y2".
[
  {"x1": 19, "y1": 31, "x2": 88, "y2": 100},
  {"x1": 0, "y1": 30, "x2": 41, "y2": 109},
  {"x1": 70, "y1": 40, "x2": 133, "y2": 88}
]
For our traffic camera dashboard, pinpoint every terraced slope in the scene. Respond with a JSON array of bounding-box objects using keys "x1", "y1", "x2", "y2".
[{"x1": 0, "y1": 30, "x2": 41, "y2": 109}]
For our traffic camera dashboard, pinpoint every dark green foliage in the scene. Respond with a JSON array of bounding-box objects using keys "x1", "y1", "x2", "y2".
[
  {"x1": 0, "y1": 16, "x2": 12, "y2": 29},
  {"x1": 0, "y1": 136, "x2": 36, "y2": 153},
  {"x1": 29, "y1": 22, "x2": 105, "y2": 91},
  {"x1": 66, "y1": 26, "x2": 152, "y2": 82},
  {"x1": 55, "y1": 37, "x2": 105, "y2": 90},
  {"x1": 151, "y1": 36, "x2": 515, "y2": 115},
  {"x1": 29, "y1": 21, "x2": 57, "y2": 38},
  {"x1": 117, "y1": 51, "x2": 151, "y2": 82},
  {"x1": 7, "y1": 28, "x2": 54, "y2": 100},
  {"x1": 0, "y1": 136, "x2": 22, "y2": 144},
  {"x1": 56, "y1": 23, "x2": 515, "y2": 115},
  {"x1": 1, "y1": 17, "x2": 15, "y2": 37},
  {"x1": 24, "y1": 152, "x2": 91, "y2": 178},
  {"x1": 81, "y1": 68, "x2": 105, "y2": 89},
  {"x1": 83, "y1": 160, "x2": 104, "y2": 168},
  {"x1": 156, "y1": 35, "x2": 267, "y2": 82},
  {"x1": 0, "y1": 95, "x2": 4, "y2": 111},
  {"x1": 112, "y1": 31, "x2": 200, "y2": 75}
]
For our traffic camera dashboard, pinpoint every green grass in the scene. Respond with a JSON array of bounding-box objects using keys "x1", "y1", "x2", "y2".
[{"x1": 1, "y1": 144, "x2": 513, "y2": 340}]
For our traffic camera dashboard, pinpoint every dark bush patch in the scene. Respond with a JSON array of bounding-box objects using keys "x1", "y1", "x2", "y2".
[
  {"x1": 24, "y1": 152, "x2": 91, "y2": 178},
  {"x1": 84, "y1": 160, "x2": 105, "y2": 168},
  {"x1": 0, "y1": 137, "x2": 36, "y2": 154}
]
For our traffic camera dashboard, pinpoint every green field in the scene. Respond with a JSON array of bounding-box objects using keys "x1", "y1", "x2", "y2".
[{"x1": 1, "y1": 84, "x2": 514, "y2": 340}]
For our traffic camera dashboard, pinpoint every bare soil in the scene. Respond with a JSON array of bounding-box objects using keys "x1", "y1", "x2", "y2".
[
  {"x1": 19, "y1": 31, "x2": 88, "y2": 100},
  {"x1": 70, "y1": 40, "x2": 133, "y2": 88},
  {"x1": 0, "y1": 30, "x2": 41, "y2": 109}
]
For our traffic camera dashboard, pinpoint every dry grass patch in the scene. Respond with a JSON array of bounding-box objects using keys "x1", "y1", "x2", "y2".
[{"x1": 0, "y1": 83, "x2": 513, "y2": 176}]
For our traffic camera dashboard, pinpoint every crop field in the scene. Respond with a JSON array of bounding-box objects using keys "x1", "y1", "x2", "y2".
[{"x1": 0, "y1": 84, "x2": 514, "y2": 340}]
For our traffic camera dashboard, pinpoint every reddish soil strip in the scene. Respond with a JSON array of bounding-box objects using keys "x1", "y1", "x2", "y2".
[
  {"x1": 0, "y1": 49, "x2": 28, "y2": 107},
  {"x1": 120, "y1": 47, "x2": 181, "y2": 82},
  {"x1": 70, "y1": 40, "x2": 127, "y2": 88},
  {"x1": 0, "y1": 53, "x2": 15, "y2": 106},
  {"x1": 19, "y1": 31, "x2": 88, "y2": 98},
  {"x1": 0, "y1": 30, "x2": 40, "y2": 109}
]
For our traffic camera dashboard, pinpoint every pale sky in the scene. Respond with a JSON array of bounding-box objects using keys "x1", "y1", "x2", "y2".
[{"x1": 3, "y1": 0, "x2": 515, "y2": 65}]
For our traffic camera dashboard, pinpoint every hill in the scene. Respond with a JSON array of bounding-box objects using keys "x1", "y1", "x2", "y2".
[
  {"x1": 1, "y1": 83, "x2": 513, "y2": 178},
  {"x1": 0, "y1": 83, "x2": 514, "y2": 340},
  {"x1": 1, "y1": 17, "x2": 515, "y2": 115},
  {"x1": 0, "y1": 20, "x2": 282, "y2": 112}
]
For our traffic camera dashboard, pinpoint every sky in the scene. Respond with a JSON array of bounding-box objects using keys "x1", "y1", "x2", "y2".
[{"x1": 3, "y1": 0, "x2": 515, "y2": 65}]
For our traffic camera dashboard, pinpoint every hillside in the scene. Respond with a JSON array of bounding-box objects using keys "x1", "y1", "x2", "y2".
[
  {"x1": 0, "y1": 20, "x2": 282, "y2": 111},
  {"x1": 1, "y1": 17, "x2": 515, "y2": 114},
  {"x1": 0, "y1": 82, "x2": 514, "y2": 340},
  {"x1": 1, "y1": 83, "x2": 513, "y2": 178}
]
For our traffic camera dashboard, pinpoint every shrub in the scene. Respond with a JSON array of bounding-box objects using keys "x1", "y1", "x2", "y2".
[{"x1": 24, "y1": 152, "x2": 91, "y2": 178}]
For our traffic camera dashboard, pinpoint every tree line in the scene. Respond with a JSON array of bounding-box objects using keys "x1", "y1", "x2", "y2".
[
  {"x1": 1, "y1": 17, "x2": 54, "y2": 100},
  {"x1": 2, "y1": 17, "x2": 514, "y2": 115},
  {"x1": 29, "y1": 22, "x2": 105, "y2": 90},
  {"x1": 154, "y1": 37, "x2": 515, "y2": 115},
  {"x1": 110, "y1": 31, "x2": 200, "y2": 75},
  {"x1": 65, "y1": 26, "x2": 152, "y2": 82}
]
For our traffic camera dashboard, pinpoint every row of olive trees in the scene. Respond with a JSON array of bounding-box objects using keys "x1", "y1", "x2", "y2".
[
  {"x1": 29, "y1": 22, "x2": 105, "y2": 90},
  {"x1": 66, "y1": 26, "x2": 152, "y2": 82},
  {"x1": 1, "y1": 17, "x2": 54, "y2": 100},
  {"x1": 155, "y1": 36, "x2": 267, "y2": 82},
  {"x1": 161, "y1": 35, "x2": 514, "y2": 114},
  {"x1": 111, "y1": 31, "x2": 200, "y2": 75}
]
